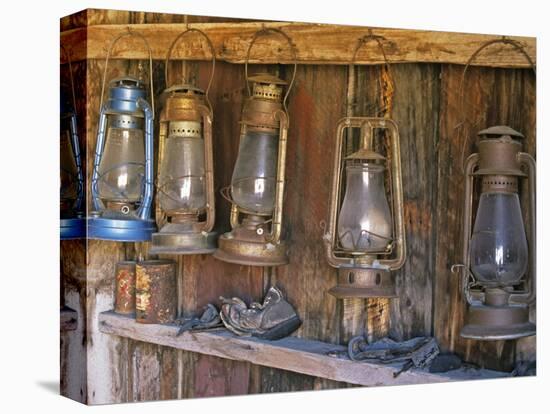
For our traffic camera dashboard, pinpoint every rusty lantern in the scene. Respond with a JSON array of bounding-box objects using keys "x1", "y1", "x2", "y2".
[
  {"x1": 60, "y1": 46, "x2": 85, "y2": 239},
  {"x1": 89, "y1": 31, "x2": 156, "y2": 241},
  {"x1": 324, "y1": 118, "x2": 406, "y2": 298},
  {"x1": 455, "y1": 126, "x2": 536, "y2": 340},
  {"x1": 213, "y1": 28, "x2": 296, "y2": 266},
  {"x1": 150, "y1": 29, "x2": 217, "y2": 255}
]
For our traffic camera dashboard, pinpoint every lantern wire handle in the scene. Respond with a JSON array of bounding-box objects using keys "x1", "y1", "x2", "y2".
[
  {"x1": 457, "y1": 36, "x2": 536, "y2": 172},
  {"x1": 60, "y1": 43, "x2": 84, "y2": 213},
  {"x1": 244, "y1": 27, "x2": 297, "y2": 111},
  {"x1": 349, "y1": 30, "x2": 395, "y2": 118},
  {"x1": 164, "y1": 27, "x2": 216, "y2": 111},
  {"x1": 60, "y1": 44, "x2": 77, "y2": 114},
  {"x1": 99, "y1": 27, "x2": 155, "y2": 115}
]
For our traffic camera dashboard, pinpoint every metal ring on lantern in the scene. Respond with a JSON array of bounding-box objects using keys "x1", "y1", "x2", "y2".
[
  {"x1": 60, "y1": 44, "x2": 84, "y2": 213},
  {"x1": 164, "y1": 26, "x2": 216, "y2": 112},
  {"x1": 99, "y1": 27, "x2": 155, "y2": 115},
  {"x1": 349, "y1": 30, "x2": 395, "y2": 119},
  {"x1": 244, "y1": 26, "x2": 297, "y2": 112},
  {"x1": 457, "y1": 36, "x2": 536, "y2": 173},
  {"x1": 61, "y1": 45, "x2": 77, "y2": 115}
]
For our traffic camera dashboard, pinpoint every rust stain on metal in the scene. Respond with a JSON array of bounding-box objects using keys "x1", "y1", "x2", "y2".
[
  {"x1": 115, "y1": 261, "x2": 136, "y2": 315},
  {"x1": 136, "y1": 260, "x2": 177, "y2": 324}
]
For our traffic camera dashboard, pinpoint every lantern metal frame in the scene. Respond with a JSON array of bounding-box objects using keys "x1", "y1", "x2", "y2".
[
  {"x1": 454, "y1": 126, "x2": 536, "y2": 340},
  {"x1": 89, "y1": 30, "x2": 156, "y2": 242},
  {"x1": 150, "y1": 28, "x2": 217, "y2": 255},
  {"x1": 324, "y1": 33, "x2": 406, "y2": 298},
  {"x1": 451, "y1": 37, "x2": 536, "y2": 341},
  {"x1": 213, "y1": 27, "x2": 297, "y2": 266},
  {"x1": 324, "y1": 118, "x2": 406, "y2": 298},
  {"x1": 60, "y1": 45, "x2": 85, "y2": 239}
]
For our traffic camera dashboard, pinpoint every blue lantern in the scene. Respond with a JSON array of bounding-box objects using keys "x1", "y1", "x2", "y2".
[
  {"x1": 89, "y1": 31, "x2": 156, "y2": 241},
  {"x1": 60, "y1": 46, "x2": 85, "y2": 239}
]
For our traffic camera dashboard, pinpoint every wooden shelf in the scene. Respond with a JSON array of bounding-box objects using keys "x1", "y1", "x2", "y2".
[
  {"x1": 60, "y1": 21, "x2": 535, "y2": 68},
  {"x1": 61, "y1": 306, "x2": 78, "y2": 332},
  {"x1": 99, "y1": 311, "x2": 507, "y2": 387}
]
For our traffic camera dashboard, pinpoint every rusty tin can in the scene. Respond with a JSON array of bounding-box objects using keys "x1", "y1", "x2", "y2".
[
  {"x1": 135, "y1": 260, "x2": 177, "y2": 324},
  {"x1": 114, "y1": 261, "x2": 136, "y2": 315}
]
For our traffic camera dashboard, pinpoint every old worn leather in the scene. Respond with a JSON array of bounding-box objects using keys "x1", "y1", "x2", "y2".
[
  {"x1": 176, "y1": 304, "x2": 222, "y2": 336},
  {"x1": 220, "y1": 286, "x2": 301, "y2": 340}
]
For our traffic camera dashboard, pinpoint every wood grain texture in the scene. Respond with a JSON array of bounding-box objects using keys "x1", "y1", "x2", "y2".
[
  {"x1": 60, "y1": 8, "x2": 536, "y2": 404},
  {"x1": 271, "y1": 64, "x2": 346, "y2": 345},
  {"x1": 99, "y1": 311, "x2": 508, "y2": 386},
  {"x1": 194, "y1": 355, "x2": 251, "y2": 397},
  {"x1": 60, "y1": 21, "x2": 535, "y2": 68},
  {"x1": 388, "y1": 64, "x2": 440, "y2": 341},
  {"x1": 173, "y1": 58, "x2": 264, "y2": 398}
]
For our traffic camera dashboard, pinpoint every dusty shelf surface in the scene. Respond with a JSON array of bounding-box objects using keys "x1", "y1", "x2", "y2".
[{"x1": 99, "y1": 311, "x2": 508, "y2": 387}]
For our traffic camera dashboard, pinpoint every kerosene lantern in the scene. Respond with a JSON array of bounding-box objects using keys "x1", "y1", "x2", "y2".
[
  {"x1": 324, "y1": 118, "x2": 406, "y2": 298},
  {"x1": 60, "y1": 46, "x2": 85, "y2": 239},
  {"x1": 454, "y1": 126, "x2": 536, "y2": 340},
  {"x1": 89, "y1": 31, "x2": 156, "y2": 241},
  {"x1": 150, "y1": 28, "x2": 217, "y2": 254},
  {"x1": 213, "y1": 28, "x2": 296, "y2": 266}
]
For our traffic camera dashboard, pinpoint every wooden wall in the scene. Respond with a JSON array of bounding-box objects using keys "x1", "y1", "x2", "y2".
[{"x1": 60, "y1": 9, "x2": 536, "y2": 404}]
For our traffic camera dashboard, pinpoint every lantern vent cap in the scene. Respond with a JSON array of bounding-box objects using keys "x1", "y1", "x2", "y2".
[
  {"x1": 478, "y1": 125, "x2": 524, "y2": 140},
  {"x1": 247, "y1": 72, "x2": 287, "y2": 86},
  {"x1": 345, "y1": 148, "x2": 386, "y2": 161},
  {"x1": 163, "y1": 84, "x2": 205, "y2": 96},
  {"x1": 109, "y1": 76, "x2": 145, "y2": 90}
]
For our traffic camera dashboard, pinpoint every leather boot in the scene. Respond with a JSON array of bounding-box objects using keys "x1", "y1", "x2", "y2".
[{"x1": 220, "y1": 286, "x2": 301, "y2": 340}]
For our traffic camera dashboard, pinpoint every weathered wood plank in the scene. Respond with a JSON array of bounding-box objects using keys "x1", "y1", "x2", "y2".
[
  {"x1": 60, "y1": 306, "x2": 78, "y2": 331},
  {"x1": 60, "y1": 21, "x2": 535, "y2": 68},
  {"x1": 59, "y1": 52, "x2": 88, "y2": 402},
  {"x1": 187, "y1": 59, "x2": 265, "y2": 398},
  {"x1": 388, "y1": 63, "x2": 440, "y2": 341},
  {"x1": 99, "y1": 311, "x2": 507, "y2": 386},
  {"x1": 130, "y1": 342, "x2": 161, "y2": 401},
  {"x1": 194, "y1": 355, "x2": 251, "y2": 397},
  {"x1": 61, "y1": 8, "x2": 537, "y2": 403},
  {"x1": 270, "y1": 65, "x2": 346, "y2": 346}
]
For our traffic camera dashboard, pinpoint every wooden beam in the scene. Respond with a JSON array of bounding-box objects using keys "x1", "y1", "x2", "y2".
[
  {"x1": 99, "y1": 311, "x2": 506, "y2": 387},
  {"x1": 60, "y1": 306, "x2": 78, "y2": 332},
  {"x1": 60, "y1": 22, "x2": 535, "y2": 68}
]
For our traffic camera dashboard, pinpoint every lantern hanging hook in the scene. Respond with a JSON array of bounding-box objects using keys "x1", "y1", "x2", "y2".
[
  {"x1": 457, "y1": 36, "x2": 536, "y2": 172},
  {"x1": 349, "y1": 30, "x2": 395, "y2": 118},
  {"x1": 60, "y1": 44, "x2": 77, "y2": 114},
  {"x1": 164, "y1": 26, "x2": 216, "y2": 111},
  {"x1": 99, "y1": 27, "x2": 155, "y2": 114},
  {"x1": 244, "y1": 26, "x2": 297, "y2": 111}
]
